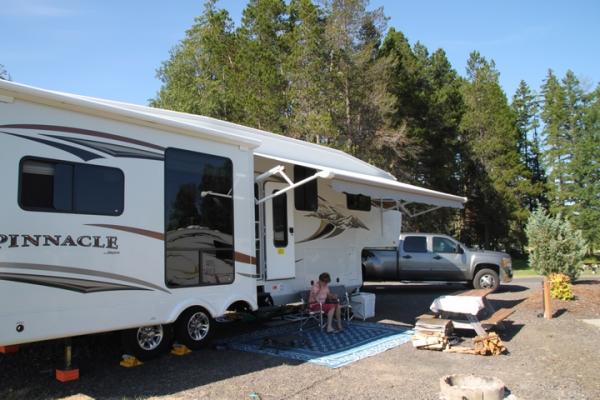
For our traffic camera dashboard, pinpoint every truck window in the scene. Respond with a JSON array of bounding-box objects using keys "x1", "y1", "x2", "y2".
[
  {"x1": 403, "y1": 236, "x2": 427, "y2": 253},
  {"x1": 433, "y1": 237, "x2": 458, "y2": 253}
]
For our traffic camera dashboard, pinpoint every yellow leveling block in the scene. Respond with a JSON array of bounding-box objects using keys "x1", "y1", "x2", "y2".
[
  {"x1": 171, "y1": 344, "x2": 192, "y2": 356},
  {"x1": 120, "y1": 355, "x2": 143, "y2": 368}
]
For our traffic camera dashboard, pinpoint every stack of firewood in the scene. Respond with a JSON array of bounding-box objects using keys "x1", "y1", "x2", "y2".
[
  {"x1": 444, "y1": 332, "x2": 507, "y2": 356},
  {"x1": 411, "y1": 318, "x2": 453, "y2": 351}
]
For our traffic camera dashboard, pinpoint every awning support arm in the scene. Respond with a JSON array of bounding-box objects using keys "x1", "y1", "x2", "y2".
[
  {"x1": 255, "y1": 167, "x2": 334, "y2": 205},
  {"x1": 398, "y1": 201, "x2": 441, "y2": 218}
]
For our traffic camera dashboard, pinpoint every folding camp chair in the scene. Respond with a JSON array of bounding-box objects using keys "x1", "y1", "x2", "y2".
[
  {"x1": 298, "y1": 290, "x2": 325, "y2": 331},
  {"x1": 329, "y1": 285, "x2": 353, "y2": 322}
]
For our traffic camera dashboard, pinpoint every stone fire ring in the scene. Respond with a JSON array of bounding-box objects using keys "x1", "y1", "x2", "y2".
[{"x1": 440, "y1": 374, "x2": 505, "y2": 400}]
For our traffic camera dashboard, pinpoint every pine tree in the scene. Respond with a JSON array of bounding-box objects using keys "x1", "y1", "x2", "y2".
[
  {"x1": 0, "y1": 64, "x2": 10, "y2": 81},
  {"x1": 151, "y1": 1, "x2": 241, "y2": 121},
  {"x1": 460, "y1": 52, "x2": 532, "y2": 250},
  {"x1": 541, "y1": 69, "x2": 572, "y2": 215},
  {"x1": 571, "y1": 86, "x2": 600, "y2": 249},
  {"x1": 283, "y1": 0, "x2": 336, "y2": 142},
  {"x1": 377, "y1": 31, "x2": 464, "y2": 233},
  {"x1": 511, "y1": 80, "x2": 546, "y2": 210},
  {"x1": 321, "y1": 0, "x2": 388, "y2": 153},
  {"x1": 236, "y1": 0, "x2": 288, "y2": 132}
]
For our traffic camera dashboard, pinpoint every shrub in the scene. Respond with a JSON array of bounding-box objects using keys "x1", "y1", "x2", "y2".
[
  {"x1": 549, "y1": 273, "x2": 574, "y2": 300},
  {"x1": 525, "y1": 208, "x2": 588, "y2": 280}
]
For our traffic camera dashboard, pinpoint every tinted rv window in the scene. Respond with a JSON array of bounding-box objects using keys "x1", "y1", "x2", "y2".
[
  {"x1": 294, "y1": 165, "x2": 318, "y2": 211},
  {"x1": 272, "y1": 190, "x2": 288, "y2": 248},
  {"x1": 19, "y1": 158, "x2": 123, "y2": 215},
  {"x1": 346, "y1": 193, "x2": 372, "y2": 211},
  {"x1": 164, "y1": 148, "x2": 234, "y2": 287},
  {"x1": 403, "y1": 236, "x2": 428, "y2": 253}
]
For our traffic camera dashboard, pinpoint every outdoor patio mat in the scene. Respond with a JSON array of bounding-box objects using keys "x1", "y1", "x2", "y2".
[{"x1": 218, "y1": 321, "x2": 413, "y2": 368}]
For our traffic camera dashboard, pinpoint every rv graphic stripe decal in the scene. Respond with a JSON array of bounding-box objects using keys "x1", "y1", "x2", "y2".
[
  {"x1": 2, "y1": 131, "x2": 104, "y2": 161},
  {"x1": 44, "y1": 135, "x2": 164, "y2": 160},
  {"x1": 234, "y1": 252, "x2": 256, "y2": 265},
  {"x1": 0, "y1": 272, "x2": 150, "y2": 294},
  {"x1": 237, "y1": 272, "x2": 261, "y2": 279},
  {"x1": 85, "y1": 224, "x2": 164, "y2": 241},
  {"x1": 0, "y1": 124, "x2": 165, "y2": 151},
  {"x1": 298, "y1": 197, "x2": 369, "y2": 243},
  {"x1": 0, "y1": 262, "x2": 170, "y2": 294}
]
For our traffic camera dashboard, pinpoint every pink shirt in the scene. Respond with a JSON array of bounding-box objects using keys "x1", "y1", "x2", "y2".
[{"x1": 310, "y1": 282, "x2": 330, "y2": 304}]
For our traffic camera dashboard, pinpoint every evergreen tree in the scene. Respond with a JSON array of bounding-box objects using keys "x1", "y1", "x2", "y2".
[
  {"x1": 151, "y1": 1, "x2": 241, "y2": 121},
  {"x1": 525, "y1": 207, "x2": 588, "y2": 280},
  {"x1": 571, "y1": 86, "x2": 600, "y2": 249},
  {"x1": 283, "y1": 0, "x2": 336, "y2": 142},
  {"x1": 541, "y1": 69, "x2": 572, "y2": 215},
  {"x1": 236, "y1": 0, "x2": 288, "y2": 132},
  {"x1": 0, "y1": 64, "x2": 10, "y2": 81},
  {"x1": 321, "y1": 0, "x2": 388, "y2": 153},
  {"x1": 511, "y1": 80, "x2": 546, "y2": 209},
  {"x1": 377, "y1": 30, "x2": 464, "y2": 233},
  {"x1": 460, "y1": 51, "x2": 532, "y2": 250}
]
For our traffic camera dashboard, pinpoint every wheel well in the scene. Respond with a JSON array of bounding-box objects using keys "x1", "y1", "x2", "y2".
[
  {"x1": 227, "y1": 301, "x2": 252, "y2": 313},
  {"x1": 177, "y1": 305, "x2": 212, "y2": 322},
  {"x1": 474, "y1": 264, "x2": 499, "y2": 277}
]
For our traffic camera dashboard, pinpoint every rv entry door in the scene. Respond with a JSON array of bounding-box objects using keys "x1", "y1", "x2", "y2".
[{"x1": 264, "y1": 182, "x2": 296, "y2": 280}]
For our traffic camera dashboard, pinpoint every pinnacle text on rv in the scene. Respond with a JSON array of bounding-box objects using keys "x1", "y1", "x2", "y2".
[{"x1": 0, "y1": 234, "x2": 118, "y2": 249}]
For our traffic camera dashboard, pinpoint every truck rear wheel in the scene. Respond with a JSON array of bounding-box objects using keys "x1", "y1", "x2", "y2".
[
  {"x1": 121, "y1": 324, "x2": 173, "y2": 361},
  {"x1": 472, "y1": 268, "x2": 499, "y2": 291},
  {"x1": 174, "y1": 308, "x2": 213, "y2": 350}
]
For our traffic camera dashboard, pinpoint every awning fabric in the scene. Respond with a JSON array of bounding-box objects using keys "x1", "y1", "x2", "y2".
[{"x1": 256, "y1": 153, "x2": 467, "y2": 209}]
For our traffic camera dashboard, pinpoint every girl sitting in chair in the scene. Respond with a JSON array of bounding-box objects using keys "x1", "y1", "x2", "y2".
[{"x1": 309, "y1": 272, "x2": 343, "y2": 333}]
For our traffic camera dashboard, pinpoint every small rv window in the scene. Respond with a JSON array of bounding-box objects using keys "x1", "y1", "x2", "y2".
[
  {"x1": 403, "y1": 236, "x2": 428, "y2": 253},
  {"x1": 346, "y1": 193, "x2": 371, "y2": 211},
  {"x1": 272, "y1": 190, "x2": 288, "y2": 248},
  {"x1": 294, "y1": 165, "x2": 318, "y2": 211},
  {"x1": 19, "y1": 158, "x2": 123, "y2": 216}
]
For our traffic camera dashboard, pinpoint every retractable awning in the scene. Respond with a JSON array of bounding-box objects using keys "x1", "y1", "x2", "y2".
[{"x1": 255, "y1": 153, "x2": 467, "y2": 210}]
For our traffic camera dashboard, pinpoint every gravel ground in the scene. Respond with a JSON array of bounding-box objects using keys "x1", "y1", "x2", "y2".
[{"x1": 1, "y1": 278, "x2": 599, "y2": 400}]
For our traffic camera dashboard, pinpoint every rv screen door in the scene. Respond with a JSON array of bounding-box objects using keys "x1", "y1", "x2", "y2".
[{"x1": 264, "y1": 182, "x2": 296, "y2": 280}]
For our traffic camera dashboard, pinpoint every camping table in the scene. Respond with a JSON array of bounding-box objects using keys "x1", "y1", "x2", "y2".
[{"x1": 428, "y1": 289, "x2": 510, "y2": 336}]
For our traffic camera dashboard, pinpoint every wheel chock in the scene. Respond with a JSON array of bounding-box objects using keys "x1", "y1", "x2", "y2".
[
  {"x1": 171, "y1": 344, "x2": 192, "y2": 356},
  {"x1": 0, "y1": 345, "x2": 19, "y2": 354},
  {"x1": 55, "y1": 368, "x2": 80, "y2": 382},
  {"x1": 120, "y1": 354, "x2": 143, "y2": 368}
]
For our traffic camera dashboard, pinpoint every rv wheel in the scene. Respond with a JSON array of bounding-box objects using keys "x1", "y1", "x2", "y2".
[
  {"x1": 121, "y1": 324, "x2": 173, "y2": 361},
  {"x1": 175, "y1": 308, "x2": 213, "y2": 350}
]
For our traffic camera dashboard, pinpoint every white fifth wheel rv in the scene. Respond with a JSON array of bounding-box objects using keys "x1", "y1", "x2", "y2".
[{"x1": 0, "y1": 80, "x2": 466, "y2": 359}]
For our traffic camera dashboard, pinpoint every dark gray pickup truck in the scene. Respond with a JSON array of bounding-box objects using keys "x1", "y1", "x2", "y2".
[{"x1": 362, "y1": 233, "x2": 513, "y2": 290}]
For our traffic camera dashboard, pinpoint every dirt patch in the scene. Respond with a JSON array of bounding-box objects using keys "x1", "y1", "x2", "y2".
[
  {"x1": 1, "y1": 279, "x2": 599, "y2": 399},
  {"x1": 520, "y1": 280, "x2": 600, "y2": 318}
]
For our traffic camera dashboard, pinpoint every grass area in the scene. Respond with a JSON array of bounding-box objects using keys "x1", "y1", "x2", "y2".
[{"x1": 511, "y1": 255, "x2": 599, "y2": 278}]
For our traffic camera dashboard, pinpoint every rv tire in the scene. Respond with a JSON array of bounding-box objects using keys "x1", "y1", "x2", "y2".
[
  {"x1": 175, "y1": 307, "x2": 213, "y2": 350},
  {"x1": 121, "y1": 324, "x2": 173, "y2": 361}
]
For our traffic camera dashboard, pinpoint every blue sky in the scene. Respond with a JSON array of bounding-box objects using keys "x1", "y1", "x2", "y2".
[{"x1": 1, "y1": 0, "x2": 599, "y2": 105}]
